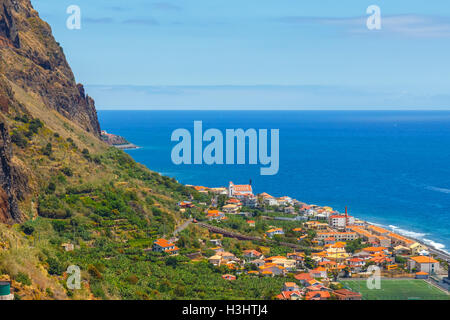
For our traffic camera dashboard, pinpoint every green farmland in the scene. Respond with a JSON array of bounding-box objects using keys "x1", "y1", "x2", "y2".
[{"x1": 340, "y1": 279, "x2": 450, "y2": 300}]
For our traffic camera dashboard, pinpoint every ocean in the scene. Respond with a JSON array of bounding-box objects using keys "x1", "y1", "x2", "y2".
[{"x1": 98, "y1": 110, "x2": 450, "y2": 253}]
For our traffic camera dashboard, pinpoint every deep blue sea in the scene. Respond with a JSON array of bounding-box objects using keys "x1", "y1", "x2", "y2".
[{"x1": 98, "y1": 110, "x2": 450, "y2": 253}]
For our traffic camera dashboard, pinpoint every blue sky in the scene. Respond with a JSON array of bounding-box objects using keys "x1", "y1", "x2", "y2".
[{"x1": 32, "y1": 0, "x2": 450, "y2": 109}]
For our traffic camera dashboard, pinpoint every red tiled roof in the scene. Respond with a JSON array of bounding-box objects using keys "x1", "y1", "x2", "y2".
[{"x1": 154, "y1": 238, "x2": 175, "y2": 248}]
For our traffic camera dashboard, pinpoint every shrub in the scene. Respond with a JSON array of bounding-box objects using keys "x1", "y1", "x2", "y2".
[
  {"x1": 15, "y1": 272, "x2": 32, "y2": 286},
  {"x1": 11, "y1": 130, "x2": 28, "y2": 148},
  {"x1": 47, "y1": 257, "x2": 64, "y2": 275},
  {"x1": 42, "y1": 143, "x2": 52, "y2": 156},
  {"x1": 21, "y1": 222, "x2": 35, "y2": 235},
  {"x1": 28, "y1": 118, "x2": 43, "y2": 134},
  {"x1": 46, "y1": 182, "x2": 56, "y2": 194},
  {"x1": 61, "y1": 167, "x2": 73, "y2": 177},
  {"x1": 126, "y1": 275, "x2": 139, "y2": 284}
]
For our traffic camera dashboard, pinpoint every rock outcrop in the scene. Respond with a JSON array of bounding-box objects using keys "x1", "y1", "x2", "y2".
[
  {"x1": 0, "y1": 0, "x2": 101, "y2": 136},
  {"x1": 0, "y1": 117, "x2": 24, "y2": 222}
]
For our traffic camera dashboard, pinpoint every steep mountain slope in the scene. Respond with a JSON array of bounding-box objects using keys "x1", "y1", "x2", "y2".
[
  {"x1": 0, "y1": 0, "x2": 192, "y2": 299},
  {"x1": 0, "y1": 0, "x2": 102, "y2": 222},
  {"x1": 0, "y1": 0, "x2": 100, "y2": 136}
]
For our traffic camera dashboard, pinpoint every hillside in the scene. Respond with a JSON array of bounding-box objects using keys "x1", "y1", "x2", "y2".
[{"x1": 0, "y1": 0, "x2": 193, "y2": 299}]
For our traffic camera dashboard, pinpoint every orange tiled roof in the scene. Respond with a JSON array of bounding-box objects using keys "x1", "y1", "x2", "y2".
[
  {"x1": 410, "y1": 256, "x2": 438, "y2": 264},
  {"x1": 154, "y1": 238, "x2": 175, "y2": 248},
  {"x1": 294, "y1": 273, "x2": 312, "y2": 281}
]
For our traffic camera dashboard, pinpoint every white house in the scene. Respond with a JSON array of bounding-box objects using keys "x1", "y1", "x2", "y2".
[
  {"x1": 408, "y1": 256, "x2": 440, "y2": 274},
  {"x1": 266, "y1": 228, "x2": 284, "y2": 238},
  {"x1": 228, "y1": 181, "x2": 253, "y2": 197}
]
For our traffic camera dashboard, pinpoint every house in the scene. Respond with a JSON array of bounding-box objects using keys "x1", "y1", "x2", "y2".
[
  {"x1": 329, "y1": 215, "x2": 355, "y2": 230},
  {"x1": 222, "y1": 204, "x2": 240, "y2": 214},
  {"x1": 193, "y1": 186, "x2": 209, "y2": 194},
  {"x1": 305, "y1": 291, "x2": 330, "y2": 300},
  {"x1": 152, "y1": 239, "x2": 179, "y2": 254},
  {"x1": 284, "y1": 206, "x2": 296, "y2": 214},
  {"x1": 367, "y1": 225, "x2": 390, "y2": 236},
  {"x1": 208, "y1": 255, "x2": 223, "y2": 266},
  {"x1": 222, "y1": 274, "x2": 236, "y2": 281},
  {"x1": 178, "y1": 201, "x2": 195, "y2": 208},
  {"x1": 393, "y1": 245, "x2": 411, "y2": 255},
  {"x1": 243, "y1": 249, "x2": 263, "y2": 260},
  {"x1": 287, "y1": 252, "x2": 304, "y2": 262},
  {"x1": 259, "y1": 263, "x2": 285, "y2": 276},
  {"x1": 276, "y1": 291, "x2": 303, "y2": 300},
  {"x1": 240, "y1": 194, "x2": 258, "y2": 207},
  {"x1": 283, "y1": 282, "x2": 300, "y2": 292},
  {"x1": 207, "y1": 210, "x2": 226, "y2": 221},
  {"x1": 347, "y1": 258, "x2": 365, "y2": 271},
  {"x1": 216, "y1": 251, "x2": 236, "y2": 261},
  {"x1": 61, "y1": 243, "x2": 74, "y2": 252},
  {"x1": 226, "y1": 198, "x2": 242, "y2": 206},
  {"x1": 409, "y1": 242, "x2": 428, "y2": 255},
  {"x1": 333, "y1": 289, "x2": 362, "y2": 300},
  {"x1": 294, "y1": 273, "x2": 312, "y2": 286},
  {"x1": 387, "y1": 232, "x2": 415, "y2": 247},
  {"x1": 250, "y1": 259, "x2": 266, "y2": 267},
  {"x1": 259, "y1": 193, "x2": 279, "y2": 206},
  {"x1": 265, "y1": 256, "x2": 297, "y2": 271},
  {"x1": 408, "y1": 256, "x2": 440, "y2": 274},
  {"x1": 209, "y1": 239, "x2": 222, "y2": 246},
  {"x1": 228, "y1": 181, "x2": 253, "y2": 197},
  {"x1": 266, "y1": 228, "x2": 284, "y2": 238},
  {"x1": 246, "y1": 220, "x2": 256, "y2": 227},
  {"x1": 310, "y1": 267, "x2": 327, "y2": 278}
]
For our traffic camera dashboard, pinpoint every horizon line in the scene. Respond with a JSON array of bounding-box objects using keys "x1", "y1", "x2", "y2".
[{"x1": 96, "y1": 106, "x2": 450, "y2": 111}]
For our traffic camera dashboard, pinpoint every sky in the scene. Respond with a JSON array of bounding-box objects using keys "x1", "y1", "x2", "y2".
[{"x1": 31, "y1": 0, "x2": 450, "y2": 109}]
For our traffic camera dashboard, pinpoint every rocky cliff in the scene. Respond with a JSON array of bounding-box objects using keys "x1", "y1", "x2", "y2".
[
  {"x1": 0, "y1": 0, "x2": 100, "y2": 136},
  {"x1": 0, "y1": 0, "x2": 102, "y2": 222}
]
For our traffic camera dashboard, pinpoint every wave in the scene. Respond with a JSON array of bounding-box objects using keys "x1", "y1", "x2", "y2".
[
  {"x1": 422, "y1": 238, "x2": 447, "y2": 251},
  {"x1": 387, "y1": 225, "x2": 426, "y2": 239},
  {"x1": 425, "y1": 185, "x2": 450, "y2": 194}
]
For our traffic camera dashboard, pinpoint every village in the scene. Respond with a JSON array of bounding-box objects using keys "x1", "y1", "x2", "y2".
[{"x1": 150, "y1": 181, "x2": 450, "y2": 300}]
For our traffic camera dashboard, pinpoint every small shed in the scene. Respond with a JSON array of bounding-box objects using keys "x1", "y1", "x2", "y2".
[{"x1": 415, "y1": 271, "x2": 429, "y2": 279}]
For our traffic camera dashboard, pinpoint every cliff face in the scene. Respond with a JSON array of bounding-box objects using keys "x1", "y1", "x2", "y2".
[
  {"x1": 0, "y1": 0, "x2": 101, "y2": 136},
  {"x1": 0, "y1": 0, "x2": 102, "y2": 222},
  {"x1": 0, "y1": 117, "x2": 27, "y2": 223}
]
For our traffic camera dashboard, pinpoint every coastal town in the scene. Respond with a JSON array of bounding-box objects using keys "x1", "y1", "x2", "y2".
[{"x1": 152, "y1": 181, "x2": 450, "y2": 300}]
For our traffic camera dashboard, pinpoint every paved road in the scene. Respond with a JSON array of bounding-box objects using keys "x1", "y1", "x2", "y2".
[
  {"x1": 428, "y1": 247, "x2": 450, "y2": 262},
  {"x1": 173, "y1": 218, "x2": 193, "y2": 236}
]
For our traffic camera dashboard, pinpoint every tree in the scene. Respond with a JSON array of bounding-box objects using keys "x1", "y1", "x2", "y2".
[{"x1": 42, "y1": 143, "x2": 52, "y2": 156}]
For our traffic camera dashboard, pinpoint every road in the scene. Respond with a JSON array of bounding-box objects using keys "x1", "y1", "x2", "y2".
[{"x1": 173, "y1": 218, "x2": 193, "y2": 236}]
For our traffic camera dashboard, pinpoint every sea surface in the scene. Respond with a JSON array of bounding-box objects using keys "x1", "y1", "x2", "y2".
[{"x1": 98, "y1": 110, "x2": 450, "y2": 253}]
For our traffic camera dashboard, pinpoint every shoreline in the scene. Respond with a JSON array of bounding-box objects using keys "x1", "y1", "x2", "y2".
[
  {"x1": 365, "y1": 220, "x2": 450, "y2": 260},
  {"x1": 113, "y1": 143, "x2": 140, "y2": 150}
]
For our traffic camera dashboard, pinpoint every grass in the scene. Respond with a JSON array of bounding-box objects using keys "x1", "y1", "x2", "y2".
[{"x1": 340, "y1": 279, "x2": 450, "y2": 300}]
